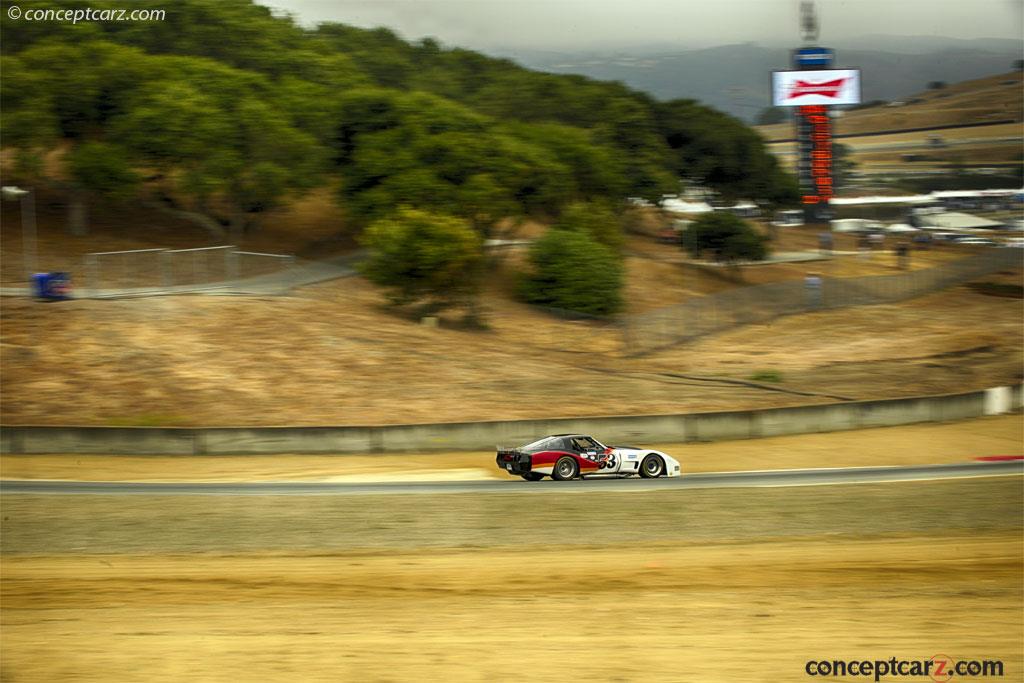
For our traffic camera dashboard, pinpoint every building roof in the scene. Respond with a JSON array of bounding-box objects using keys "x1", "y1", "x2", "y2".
[{"x1": 922, "y1": 212, "x2": 1004, "y2": 230}]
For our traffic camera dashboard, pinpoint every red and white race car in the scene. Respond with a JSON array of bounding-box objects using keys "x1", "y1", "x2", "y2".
[{"x1": 495, "y1": 434, "x2": 681, "y2": 481}]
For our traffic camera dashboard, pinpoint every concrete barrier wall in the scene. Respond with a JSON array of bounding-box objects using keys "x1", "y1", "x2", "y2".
[{"x1": 2, "y1": 386, "x2": 1020, "y2": 455}]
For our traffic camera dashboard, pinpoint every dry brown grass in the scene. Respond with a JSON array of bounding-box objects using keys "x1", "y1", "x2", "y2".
[
  {"x1": 2, "y1": 476, "x2": 1021, "y2": 682},
  {"x1": 3, "y1": 534, "x2": 1021, "y2": 683},
  {"x1": 2, "y1": 193, "x2": 1021, "y2": 429},
  {"x1": 1, "y1": 237, "x2": 1020, "y2": 427},
  {"x1": 1, "y1": 268, "x2": 1020, "y2": 427}
]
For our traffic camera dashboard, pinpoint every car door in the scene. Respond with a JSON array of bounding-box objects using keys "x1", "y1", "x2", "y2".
[{"x1": 572, "y1": 437, "x2": 617, "y2": 474}]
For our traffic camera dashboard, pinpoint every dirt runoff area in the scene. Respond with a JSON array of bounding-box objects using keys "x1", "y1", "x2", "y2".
[
  {"x1": 2, "y1": 478, "x2": 1022, "y2": 682},
  {"x1": 1, "y1": 415, "x2": 1020, "y2": 483}
]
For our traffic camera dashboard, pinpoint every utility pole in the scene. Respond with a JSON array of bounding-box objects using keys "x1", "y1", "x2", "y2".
[{"x1": 2, "y1": 186, "x2": 37, "y2": 279}]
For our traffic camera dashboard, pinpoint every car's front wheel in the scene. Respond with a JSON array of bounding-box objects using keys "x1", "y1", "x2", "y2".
[
  {"x1": 521, "y1": 472, "x2": 544, "y2": 481},
  {"x1": 552, "y1": 456, "x2": 579, "y2": 481},
  {"x1": 639, "y1": 454, "x2": 665, "y2": 478}
]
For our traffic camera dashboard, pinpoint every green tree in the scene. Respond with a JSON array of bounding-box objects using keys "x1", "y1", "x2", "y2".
[
  {"x1": 111, "y1": 60, "x2": 326, "y2": 236},
  {"x1": 504, "y1": 121, "x2": 628, "y2": 202},
  {"x1": 337, "y1": 91, "x2": 575, "y2": 230},
  {"x1": 553, "y1": 201, "x2": 625, "y2": 252},
  {"x1": 66, "y1": 142, "x2": 140, "y2": 234},
  {"x1": 519, "y1": 229, "x2": 623, "y2": 316},
  {"x1": 359, "y1": 207, "x2": 484, "y2": 313},
  {"x1": 680, "y1": 212, "x2": 768, "y2": 263},
  {"x1": 0, "y1": 0, "x2": 807, "y2": 243},
  {"x1": 656, "y1": 99, "x2": 799, "y2": 207}
]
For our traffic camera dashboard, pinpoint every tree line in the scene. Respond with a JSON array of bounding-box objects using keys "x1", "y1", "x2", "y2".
[{"x1": 1, "y1": 0, "x2": 798, "y2": 316}]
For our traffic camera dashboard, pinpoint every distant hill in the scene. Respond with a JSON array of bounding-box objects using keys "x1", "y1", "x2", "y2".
[{"x1": 494, "y1": 37, "x2": 1023, "y2": 122}]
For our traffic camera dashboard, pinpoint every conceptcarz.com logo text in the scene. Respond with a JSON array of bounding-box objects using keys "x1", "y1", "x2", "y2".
[{"x1": 805, "y1": 655, "x2": 1004, "y2": 682}]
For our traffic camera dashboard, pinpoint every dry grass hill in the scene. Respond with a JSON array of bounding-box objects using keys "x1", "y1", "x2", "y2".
[{"x1": 1, "y1": 192, "x2": 1021, "y2": 427}]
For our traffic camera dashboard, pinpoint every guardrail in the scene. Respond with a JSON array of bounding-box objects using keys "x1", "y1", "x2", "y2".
[{"x1": 1, "y1": 386, "x2": 1019, "y2": 455}]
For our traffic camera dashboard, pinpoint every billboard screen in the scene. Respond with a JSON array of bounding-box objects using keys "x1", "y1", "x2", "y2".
[{"x1": 772, "y1": 68, "x2": 861, "y2": 106}]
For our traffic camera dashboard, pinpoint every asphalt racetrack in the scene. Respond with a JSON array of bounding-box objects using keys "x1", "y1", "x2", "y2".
[{"x1": 4, "y1": 460, "x2": 1021, "y2": 495}]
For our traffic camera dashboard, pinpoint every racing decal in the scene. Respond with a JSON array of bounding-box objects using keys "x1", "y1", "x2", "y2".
[
  {"x1": 786, "y1": 77, "x2": 847, "y2": 100},
  {"x1": 529, "y1": 451, "x2": 599, "y2": 472}
]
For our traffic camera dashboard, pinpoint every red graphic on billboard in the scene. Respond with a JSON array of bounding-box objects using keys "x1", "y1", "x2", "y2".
[{"x1": 786, "y1": 78, "x2": 848, "y2": 101}]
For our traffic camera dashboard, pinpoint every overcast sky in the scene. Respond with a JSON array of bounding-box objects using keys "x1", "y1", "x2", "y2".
[{"x1": 263, "y1": 0, "x2": 1024, "y2": 51}]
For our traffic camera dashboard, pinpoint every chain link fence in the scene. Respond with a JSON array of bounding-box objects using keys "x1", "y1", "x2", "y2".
[
  {"x1": 85, "y1": 248, "x2": 169, "y2": 294},
  {"x1": 231, "y1": 250, "x2": 297, "y2": 280},
  {"x1": 84, "y1": 245, "x2": 297, "y2": 298},
  {"x1": 160, "y1": 245, "x2": 236, "y2": 289},
  {"x1": 621, "y1": 249, "x2": 1022, "y2": 356}
]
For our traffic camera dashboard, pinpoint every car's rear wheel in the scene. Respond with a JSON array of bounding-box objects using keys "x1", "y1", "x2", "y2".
[
  {"x1": 521, "y1": 472, "x2": 544, "y2": 481},
  {"x1": 639, "y1": 454, "x2": 665, "y2": 478},
  {"x1": 552, "y1": 456, "x2": 579, "y2": 481}
]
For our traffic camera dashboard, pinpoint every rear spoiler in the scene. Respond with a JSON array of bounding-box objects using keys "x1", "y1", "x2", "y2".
[{"x1": 496, "y1": 445, "x2": 524, "y2": 457}]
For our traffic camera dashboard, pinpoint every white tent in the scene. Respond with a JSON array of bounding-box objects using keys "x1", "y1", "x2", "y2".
[
  {"x1": 830, "y1": 195, "x2": 934, "y2": 206},
  {"x1": 831, "y1": 218, "x2": 884, "y2": 233},
  {"x1": 923, "y1": 212, "x2": 1003, "y2": 230},
  {"x1": 661, "y1": 197, "x2": 714, "y2": 214}
]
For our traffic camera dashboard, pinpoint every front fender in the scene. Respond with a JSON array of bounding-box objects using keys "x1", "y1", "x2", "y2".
[{"x1": 653, "y1": 451, "x2": 682, "y2": 477}]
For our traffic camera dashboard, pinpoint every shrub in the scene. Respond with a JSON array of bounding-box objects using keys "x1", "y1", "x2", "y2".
[
  {"x1": 749, "y1": 369, "x2": 783, "y2": 383},
  {"x1": 519, "y1": 228, "x2": 623, "y2": 316},
  {"x1": 360, "y1": 207, "x2": 484, "y2": 311},
  {"x1": 553, "y1": 200, "x2": 625, "y2": 252},
  {"x1": 680, "y1": 212, "x2": 769, "y2": 263}
]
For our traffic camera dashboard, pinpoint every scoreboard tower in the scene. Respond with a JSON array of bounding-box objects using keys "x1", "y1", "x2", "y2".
[
  {"x1": 771, "y1": 2, "x2": 861, "y2": 224},
  {"x1": 793, "y1": 47, "x2": 834, "y2": 224}
]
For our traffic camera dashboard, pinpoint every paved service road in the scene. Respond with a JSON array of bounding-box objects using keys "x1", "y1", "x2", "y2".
[{"x1": 3, "y1": 461, "x2": 1020, "y2": 496}]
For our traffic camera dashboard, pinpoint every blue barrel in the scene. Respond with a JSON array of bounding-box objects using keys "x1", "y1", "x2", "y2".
[{"x1": 31, "y1": 272, "x2": 72, "y2": 301}]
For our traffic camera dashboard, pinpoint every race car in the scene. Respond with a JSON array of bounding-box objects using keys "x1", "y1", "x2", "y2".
[{"x1": 495, "y1": 434, "x2": 681, "y2": 481}]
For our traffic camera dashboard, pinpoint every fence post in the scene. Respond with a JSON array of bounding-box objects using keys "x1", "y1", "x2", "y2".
[
  {"x1": 87, "y1": 254, "x2": 98, "y2": 298},
  {"x1": 160, "y1": 251, "x2": 171, "y2": 288},
  {"x1": 227, "y1": 249, "x2": 237, "y2": 282}
]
